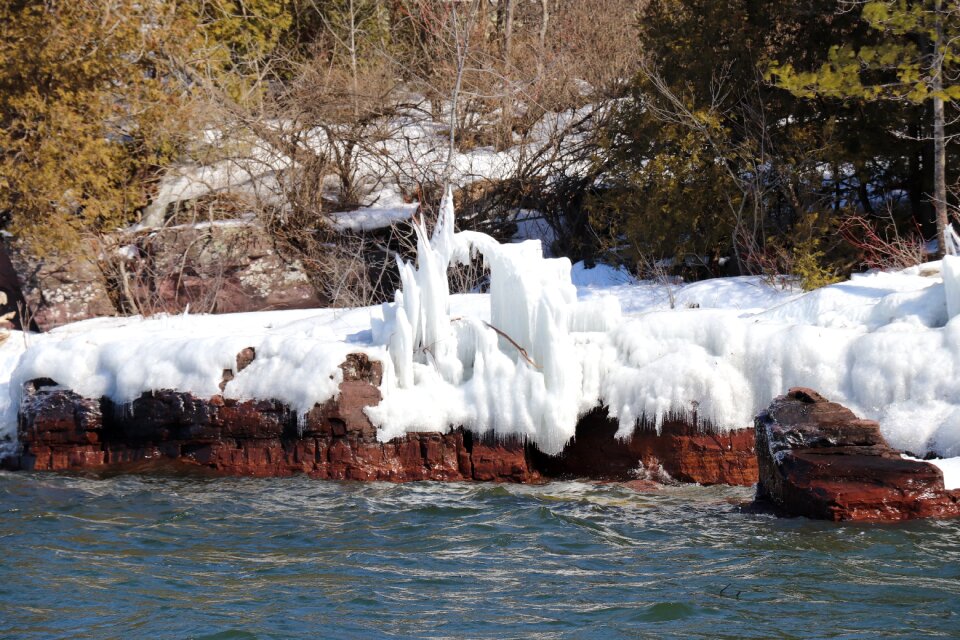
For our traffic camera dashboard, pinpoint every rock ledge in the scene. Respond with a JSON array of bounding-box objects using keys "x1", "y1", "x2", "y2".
[{"x1": 3, "y1": 354, "x2": 757, "y2": 485}]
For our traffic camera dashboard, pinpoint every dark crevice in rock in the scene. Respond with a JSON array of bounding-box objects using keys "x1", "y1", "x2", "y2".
[{"x1": 529, "y1": 407, "x2": 756, "y2": 484}]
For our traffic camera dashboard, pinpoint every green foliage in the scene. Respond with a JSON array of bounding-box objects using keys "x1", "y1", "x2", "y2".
[
  {"x1": 0, "y1": 1, "x2": 177, "y2": 252},
  {"x1": 587, "y1": 118, "x2": 742, "y2": 269},
  {"x1": 769, "y1": 1, "x2": 960, "y2": 104},
  {"x1": 198, "y1": 0, "x2": 294, "y2": 100},
  {"x1": 321, "y1": 0, "x2": 391, "y2": 65},
  {"x1": 589, "y1": 0, "x2": 953, "y2": 280},
  {"x1": 0, "y1": 0, "x2": 297, "y2": 254},
  {"x1": 593, "y1": 1, "x2": 864, "y2": 271},
  {"x1": 789, "y1": 237, "x2": 844, "y2": 291}
]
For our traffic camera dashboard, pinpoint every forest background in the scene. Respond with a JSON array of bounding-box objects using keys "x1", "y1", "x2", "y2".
[{"x1": 3, "y1": 0, "x2": 959, "y2": 306}]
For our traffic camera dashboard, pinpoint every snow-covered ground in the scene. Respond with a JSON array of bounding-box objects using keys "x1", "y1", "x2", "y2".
[
  {"x1": 139, "y1": 102, "x2": 596, "y2": 232},
  {"x1": 3, "y1": 195, "x2": 960, "y2": 488}
]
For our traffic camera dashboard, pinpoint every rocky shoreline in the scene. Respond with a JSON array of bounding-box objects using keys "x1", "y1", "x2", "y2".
[
  {"x1": 755, "y1": 388, "x2": 960, "y2": 522},
  {"x1": 4, "y1": 352, "x2": 959, "y2": 523},
  {"x1": 3, "y1": 352, "x2": 755, "y2": 486}
]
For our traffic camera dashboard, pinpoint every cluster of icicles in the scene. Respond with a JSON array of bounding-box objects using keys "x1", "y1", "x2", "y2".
[{"x1": 369, "y1": 188, "x2": 622, "y2": 455}]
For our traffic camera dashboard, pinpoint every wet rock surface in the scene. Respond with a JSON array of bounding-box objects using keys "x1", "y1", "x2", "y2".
[{"x1": 755, "y1": 388, "x2": 960, "y2": 522}]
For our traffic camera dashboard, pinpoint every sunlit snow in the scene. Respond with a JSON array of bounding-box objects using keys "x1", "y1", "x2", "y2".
[{"x1": 3, "y1": 194, "x2": 960, "y2": 486}]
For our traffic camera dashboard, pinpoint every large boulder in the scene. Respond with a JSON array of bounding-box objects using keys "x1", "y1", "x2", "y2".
[{"x1": 755, "y1": 388, "x2": 960, "y2": 521}]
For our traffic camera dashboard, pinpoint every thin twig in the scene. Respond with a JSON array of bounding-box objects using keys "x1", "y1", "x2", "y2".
[{"x1": 451, "y1": 316, "x2": 541, "y2": 369}]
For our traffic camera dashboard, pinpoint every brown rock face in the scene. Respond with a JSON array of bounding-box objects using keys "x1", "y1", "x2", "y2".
[
  {"x1": 1, "y1": 223, "x2": 325, "y2": 332},
  {"x1": 4, "y1": 238, "x2": 117, "y2": 331},
  {"x1": 755, "y1": 388, "x2": 960, "y2": 522},
  {"x1": 117, "y1": 223, "x2": 322, "y2": 315},
  {"x1": 532, "y1": 408, "x2": 757, "y2": 485}
]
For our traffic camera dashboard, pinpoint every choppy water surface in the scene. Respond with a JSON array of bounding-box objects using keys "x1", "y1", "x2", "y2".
[{"x1": 1, "y1": 473, "x2": 958, "y2": 639}]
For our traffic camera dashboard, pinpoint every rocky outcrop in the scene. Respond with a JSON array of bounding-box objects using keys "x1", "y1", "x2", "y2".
[
  {"x1": 4, "y1": 238, "x2": 117, "y2": 331},
  {"x1": 755, "y1": 388, "x2": 960, "y2": 522},
  {"x1": 8, "y1": 354, "x2": 535, "y2": 482},
  {"x1": 112, "y1": 222, "x2": 321, "y2": 315},
  {"x1": 1, "y1": 222, "x2": 324, "y2": 331},
  {"x1": 530, "y1": 408, "x2": 756, "y2": 485},
  {"x1": 6, "y1": 352, "x2": 759, "y2": 485}
]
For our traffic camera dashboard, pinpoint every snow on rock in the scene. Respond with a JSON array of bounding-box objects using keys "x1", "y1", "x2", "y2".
[
  {"x1": 331, "y1": 189, "x2": 419, "y2": 232},
  {"x1": 137, "y1": 101, "x2": 598, "y2": 230},
  {"x1": 942, "y1": 255, "x2": 960, "y2": 319},
  {"x1": 3, "y1": 193, "x2": 960, "y2": 461},
  {"x1": 930, "y1": 457, "x2": 960, "y2": 490},
  {"x1": 0, "y1": 336, "x2": 27, "y2": 457},
  {"x1": 0, "y1": 308, "x2": 374, "y2": 457}
]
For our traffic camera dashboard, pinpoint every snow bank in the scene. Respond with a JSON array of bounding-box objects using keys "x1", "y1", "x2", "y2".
[
  {"x1": 571, "y1": 261, "x2": 636, "y2": 288},
  {"x1": 3, "y1": 194, "x2": 960, "y2": 468}
]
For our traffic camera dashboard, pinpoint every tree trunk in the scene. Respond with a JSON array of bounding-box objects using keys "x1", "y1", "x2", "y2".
[
  {"x1": 537, "y1": 0, "x2": 549, "y2": 78},
  {"x1": 934, "y1": 94, "x2": 948, "y2": 255},
  {"x1": 498, "y1": 0, "x2": 516, "y2": 150},
  {"x1": 934, "y1": 0, "x2": 949, "y2": 256},
  {"x1": 349, "y1": 0, "x2": 359, "y2": 118}
]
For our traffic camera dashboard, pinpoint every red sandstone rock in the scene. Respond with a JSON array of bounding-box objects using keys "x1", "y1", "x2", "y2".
[
  {"x1": 303, "y1": 354, "x2": 381, "y2": 441},
  {"x1": 469, "y1": 436, "x2": 534, "y2": 482},
  {"x1": 121, "y1": 223, "x2": 322, "y2": 315},
  {"x1": 755, "y1": 388, "x2": 960, "y2": 522},
  {"x1": 5, "y1": 356, "x2": 758, "y2": 487},
  {"x1": 530, "y1": 408, "x2": 757, "y2": 485},
  {"x1": 4, "y1": 238, "x2": 117, "y2": 330},
  {"x1": 7, "y1": 358, "x2": 539, "y2": 483}
]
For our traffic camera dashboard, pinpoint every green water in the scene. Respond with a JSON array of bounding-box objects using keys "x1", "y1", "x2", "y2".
[{"x1": 1, "y1": 472, "x2": 958, "y2": 639}]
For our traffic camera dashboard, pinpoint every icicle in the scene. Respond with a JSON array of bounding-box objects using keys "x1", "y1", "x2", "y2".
[
  {"x1": 945, "y1": 223, "x2": 960, "y2": 256},
  {"x1": 371, "y1": 184, "x2": 621, "y2": 455},
  {"x1": 944, "y1": 224, "x2": 960, "y2": 319},
  {"x1": 431, "y1": 185, "x2": 457, "y2": 265}
]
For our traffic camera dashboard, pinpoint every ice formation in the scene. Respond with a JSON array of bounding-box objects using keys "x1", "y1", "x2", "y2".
[
  {"x1": 370, "y1": 187, "x2": 620, "y2": 454},
  {"x1": 5, "y1": 195, "x2": 960, "y2": 479}
]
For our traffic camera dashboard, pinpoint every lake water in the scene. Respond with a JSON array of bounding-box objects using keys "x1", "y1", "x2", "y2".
[{"x1": 2, "y1": 472, "x2": 959, "y2": 639}]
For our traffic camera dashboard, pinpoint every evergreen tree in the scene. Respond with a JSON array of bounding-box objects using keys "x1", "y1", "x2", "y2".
[
  {"x1": 770, "y1": 0, "x2": 960, "y2": 255},
  {"x1": 0, "y1": 0, "x2": 295, "y2": 253},
  {"x1": 590, "y1": 0, "x2": 941, "y2": 280}
]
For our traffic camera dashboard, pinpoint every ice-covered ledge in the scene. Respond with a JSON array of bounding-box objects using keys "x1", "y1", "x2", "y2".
[
  {"x1": 4, "y1": 349, "x2": 757, "y2": 485},
  {"x1": 6, "y1": 353, "x2": 538, "y2": 482}
]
